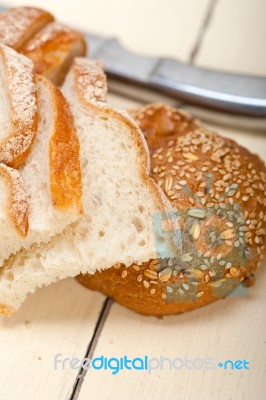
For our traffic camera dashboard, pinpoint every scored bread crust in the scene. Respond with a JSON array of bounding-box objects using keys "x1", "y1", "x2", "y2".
[
  {"x1": 0, "y1": 7, "x2": 54, "y2": 50},
  {"x1": 21, "y1": 22, "x2": 87, "y2": 85},
  {"x1": 0, "y1": 52, "x2": 83, "y2": 266},
  {"x1": 72, "y1": 59, "x2": 172, "y2": 216},
  {"x1": 0, "y1": 163, "x2": 29, "y2": 237},
  {"x1": 0, "y1": 45, "x2": 38, "y2": 168},
  {"x1": 0, "y1": 7, "x2": 87, "y2": 86},
  {"x1": 77, "y1": 103, "x2": 266, "y2": 316},
  {"x1": 41, "y1": 75, "x2": 83, "y2": 214}
]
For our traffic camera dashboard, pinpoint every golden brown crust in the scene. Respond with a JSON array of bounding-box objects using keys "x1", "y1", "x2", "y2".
[
  {"x1": 0, "y1": 7, "x2": 54, "y2": 50},
  {"x1": 36, "y1": 75, "x2": 83, "y2": 214},
  {"x1": 77, "y1": 263, "x2": 232, "y2": 316},
  {"x1": 0, "y1": 45, "x2": 38, "y2": 168},
  {"x1": 21, "y1": 22, "x2": 87, "y2": 85},
  {"x1": 77, "y1": 104, "x2": 266, "y2": 316},
  {"x1": 0, "y1": 163, "x2": 29, "y2": 237},
  {"x1": 0, "y1": 7, "x2": 86, "y2": 86}
]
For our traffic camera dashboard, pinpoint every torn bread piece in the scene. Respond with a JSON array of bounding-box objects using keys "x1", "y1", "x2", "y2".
[
  {"x1": 21, "y1": 21, "x2": 87, "y2": 85},
  {"x1": 0, "y1": 59, "x2": 174, "y2": 315},
  {"x1": 0, "y1": 7, "x2": 53, "y2": 50},
  {"x1": 0, "y1": 56, "x2": 83, "y2": 266}
]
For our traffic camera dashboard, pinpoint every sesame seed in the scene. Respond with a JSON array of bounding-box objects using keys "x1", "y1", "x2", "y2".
[
  {"x1": 166, "y1": 286, "x2": 173, "y2": 293},
  {"x1": 196, "y1": 291, "x2": 204, "y2": 297},
  {"x1": 144, "y1": 269, "x2": 158, "y2": 280},
  {"x1": 121, "y1": 270, "x2": 127, "y2": 278}
]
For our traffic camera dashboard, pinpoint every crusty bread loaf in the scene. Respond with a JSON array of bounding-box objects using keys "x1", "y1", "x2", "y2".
[
  {"x1": 0, "y1": 7, "x2": 87, "y2": 85},
  {"x1": 77, "y1": 104, "x2": 266, "y2": 316},
  {"x1": 0, "y1": 7, "x2": 54, "y2": 50},
  {"x1": 0, "y1": 45, "x2": 83, "y2": 266},
  {"x1": 21, "y1": 21, "x2": 87, "y2": 86},
  {"x1": 0, "y1": 60, "x2": 173, "y2": 315}
]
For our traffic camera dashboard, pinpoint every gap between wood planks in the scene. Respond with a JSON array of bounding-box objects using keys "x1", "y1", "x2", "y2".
[
  {"x1": 189, "y1": 0, "x2": 219, "y2": 64},
  {"x1": 68, "y1": 1, "x2": 219, "y2": 398},
  {"x1": 69, "y1": 297, "x2": 113, "y2": 400}
]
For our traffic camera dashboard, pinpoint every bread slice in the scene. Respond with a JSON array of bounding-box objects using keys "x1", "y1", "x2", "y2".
[
  {"x1": 0, "y1": 59, "x2": 173, "y2": 315},
  {"x1": 0, "y1": 7, "x2": 54, "y2": 50},
  {"x1": 0, "y1": 62, "x2": 83, "y2": 266},
  {"x1": 21, "y1": 22, "x2": 87, "y2": 85}
]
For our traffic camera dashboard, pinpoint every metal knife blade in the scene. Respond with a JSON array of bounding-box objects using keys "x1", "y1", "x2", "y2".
[
  {"x1": 0, "y1": 4, "x2": 264, "y2": 130},
  {"x1": 86, "y1": 33, "x2": 266, "y2": 130}
]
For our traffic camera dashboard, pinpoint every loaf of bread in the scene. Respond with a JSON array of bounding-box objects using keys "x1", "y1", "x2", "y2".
[
  {"x1": 0, "y1": 59, "x2": 173, "y2": 315},
  {"x1": 0, "y1": 6, "x2": 87, "y2": 85},
  {"x1": 77, "y1": 104, "x2": 266, "y2": 316},
  {"x1": 0, "y1": 6, "x2": 53, "y2": 50}
]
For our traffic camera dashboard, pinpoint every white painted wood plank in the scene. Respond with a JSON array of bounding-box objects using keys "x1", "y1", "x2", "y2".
[
  {"x1": 0, "y1": 279, "x2": 105, "y2": 400},
  {"x1": 2, "y1": 0, "x2": 211, "y2": 60},
  {"x1": 78, "y1": 261, "x2": 266, "y2": 400},
  {"x1": 195, "y1": 0, "x2": 266, "y2": 75}
]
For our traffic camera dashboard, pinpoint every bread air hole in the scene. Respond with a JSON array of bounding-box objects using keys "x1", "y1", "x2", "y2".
[
  {"x1": 98, "y1": 230, "x2": 105, "y2": 237},
  {"x1": 132, "y1": 217, "x2": 144, "y2": 233},
  {"x1": 6, "y1": 272, "x2": 14, "y2": 281}
]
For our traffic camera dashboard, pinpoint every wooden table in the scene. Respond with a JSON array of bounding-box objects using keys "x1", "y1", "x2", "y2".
[{"x1": 0, "y1": 0, "x2": 265, "y2": 399}]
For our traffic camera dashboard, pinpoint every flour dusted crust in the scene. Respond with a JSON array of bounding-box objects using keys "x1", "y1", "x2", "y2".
[
  {"x1": 0, "y1": 46, "x2": 83, "y2": 273},
  {"x1": 0, "y1": 45, "x2": 38, "y2": 168},
  {"x1": 0, "y1": 7, "x2": 86, "y2": 86},
  {"x1": 22, "y1": 22, "x2": 87, "y2": 85},
  {"x1": 73, "y1": 59, "x2": 107, "y2": 104},
  {"x1": 0, "y1": 44, "x2": 82, "y2": 214},
  {"x1": 0, "y1": 7, "x2": 53, "y2": 50},
  {"x1": 77, "y1": 104, "x2": 266, "y2": 316},
  {"x1": 0, "y1": 163, "x2": 29, "y2": 237}
]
